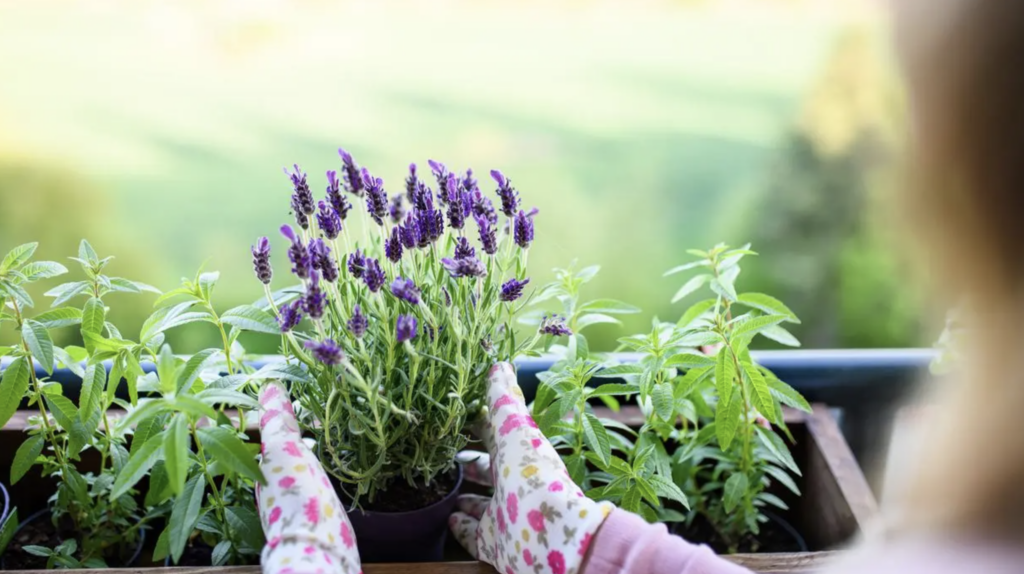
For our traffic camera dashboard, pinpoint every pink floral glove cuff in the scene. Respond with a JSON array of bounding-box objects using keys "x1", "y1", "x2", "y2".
[
  {"x1": 257, "y1": 383, "x2": 361, "y2": 574},
  {"x1": 450, "y1": 363, "x2": 614, "y2": 574}
]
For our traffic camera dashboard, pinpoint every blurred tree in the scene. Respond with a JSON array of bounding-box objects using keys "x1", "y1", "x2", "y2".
[{"x1": 743, "y1": 27, "x2": 920, "y2": 348}]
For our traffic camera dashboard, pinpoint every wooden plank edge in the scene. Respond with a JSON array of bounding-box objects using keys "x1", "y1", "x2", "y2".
[{"x1": 806, "y1": 404, "x2": 880, "y2": 531}]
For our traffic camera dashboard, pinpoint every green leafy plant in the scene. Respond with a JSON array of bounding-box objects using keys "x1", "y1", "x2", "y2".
[
  {"x1": 0, "y1": 508, "x2": 19, "y2": 557},
  {"x1": 116, "y1": 269, "x2": 269, "y2": 565},
  {"x1": 0, "y1": 240, "x2": 161, "y2": 567}
]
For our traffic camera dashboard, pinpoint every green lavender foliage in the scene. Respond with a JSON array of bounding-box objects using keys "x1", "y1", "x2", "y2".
[
  {"x1": 116, "y1": 269, "x2": 268, "y2": 565},
  {"x1": 0, "y1": 240, "x2": 161, "y2": 567},
  {"x1": 534, "y1": 245, "x2": 812, "y2": 552}
]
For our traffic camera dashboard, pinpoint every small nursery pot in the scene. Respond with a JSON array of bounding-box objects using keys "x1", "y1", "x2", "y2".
[
  {"x1": 345, "y1": 465, "x2": 464, "y2": 563},
  {"x1": 1, "y1": 509, "x2": 146, "y2": 569}
]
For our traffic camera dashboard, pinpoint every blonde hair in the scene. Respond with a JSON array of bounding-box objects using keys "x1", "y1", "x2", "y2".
[{"x1": 895, "y1": 0, "x2": 1024, "y2": 538}]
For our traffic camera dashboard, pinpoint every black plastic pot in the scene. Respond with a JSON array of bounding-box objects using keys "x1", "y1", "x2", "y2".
[
  {"x1": 1, "y1": 509, "x2": 146, "y2": 569},
  {"x1": 344, "y1": 466, "x2": 464, "y2": 563}
]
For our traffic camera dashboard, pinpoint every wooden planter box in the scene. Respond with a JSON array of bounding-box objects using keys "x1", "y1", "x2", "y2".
[{"x1": 0, "y1": 404, "x2": 876, "y2": 573}]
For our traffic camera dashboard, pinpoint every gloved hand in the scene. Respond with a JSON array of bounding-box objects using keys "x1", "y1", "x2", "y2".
[
  {"x1": 449, "y1": 363, "x2": 614, "y2": 574},
  {"x1": 257, "y1": 382, "x2": 362, "y2": 574}
]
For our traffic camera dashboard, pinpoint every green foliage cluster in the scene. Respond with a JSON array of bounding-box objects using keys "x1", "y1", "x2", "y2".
[{"x1": 532, "y1": 244, "x2": 810, "y2": 552}]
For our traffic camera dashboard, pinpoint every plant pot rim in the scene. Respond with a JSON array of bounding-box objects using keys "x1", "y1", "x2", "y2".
[
  {"x1": 346, "y1": 464, "x2": 465, "y2": 518},
  {"x1": 7, "y1": 508, "x2": 146, "y2": 568}
]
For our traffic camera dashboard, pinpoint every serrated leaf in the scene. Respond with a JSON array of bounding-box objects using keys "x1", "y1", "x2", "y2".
[
  {"x1": 761, "y1": 324, "x2": 801, "y2": 347},
  {"x1": 757, "y1": 427, "x2": 801, "y2": 475},
  {"x1": 33, "y1": 307, "x2": 83, "y2": 329},
  {"x1": 176, "y1": 348, "x2": 220, "y2": 394},
  {"x1": 173, "y1": 394, "x2": 220, "y2": 421},
  {"x1": 621, "y1": 486, "x2": 642, "y2": 513},
  {"x1": 575, "y1": 313, "x2": 623, "y2": 330},
  {"x1": 723, "y1": 473, "x2": 748, "y2": 512},
  {"x1": 0, "y1": 357, "x2": 30, "y2": 429},
  {"x1": 671, "y1": 274, "x2": 710, "y2": 304},
  {"x1": 20, "y1": 320, "x2": 53, "y2": 374},
  {"x1": 11, "y1": 434, "x2": 44, "y2": 484},
  {"x1": 0, "y1": 508, "x2": 19, "y2": 554},
  {"x1": 665, "y1": 352, "x2": 715, "y2": 369},
  {"x1": 715, "y1": 347, "x2": 735, "y2": 407},
  {"x1": 196, "y1": 389, "x2": 260, "y2": 410},
  {"x1": 131, "y1": 409, "x2": 168, "y2": 455},
  {"x1": 44, "y1": 395, "x2": 77, "y2": 431},
  {"x1": 663, "y1": 260, "x2": 706, "y2": 276},
  {"x1": 634, "y1": 477, "x2": 661, "y2": 507},
  {"x1": 1, "y1": 243, "x2": 38, "y2": 273},
  {"x1": 594, "y1": 364, "x2": 643, "y2": 378},
  {"x1": 225, "y1": 506, "x2": 265, "y2": 552},
  {"x1": 677, "y1": 298, "x2": 716, "y2": 329},
  {"x1": 197, "y1": 426, "x2": 264, "y2": 484},
  {"x1": 742, "y1": 362, "x2": 775, "y2": 424},
  {"x1": 111, "y1": 432, "x2": 163, "y2": 499},
  {"x1": 764, "y1": 464, "x2": 801, "y2": 495},
  {"x1": 79, "y1": 363, "x2": 106, "y2": 421},
  {"x1": 578, "y1": 299, "x2": 641, "y2": 315},
  {"x1": 731, "y1": 315, "x2": 789, "y2": 340},
  {"x1": 211, "y1": 540, "x2": 232, "y2": 566},
  {"x1": 581, "y1": 412, "x2": 611, "y2": 466},
  {"x1": 207, "y1": 374, "x2": 250, "y2": 391},
  {"x1": 81, "y1": 297, "x2": 106, "y2": 337},
  {"x1": 46, "y1": 281, "x2": 90, "y2": 307},
  {"x1": 715, "y1": 391, "x2": 743, "y2": 451},
  {"x1": 588, "y1": 383, "x2": 638, "y2": 398},
  {"x1": 649, "y1": 475, "x2": 689, "y2": 508},
  {"x1": 168, "y1": 474, "x2": 206, "y2": 563},
  {"x1": 107, "y1": 277, "x2": 141, "y2": 293},
  {"x1": 78, "y1": 240, "x2": 99, "y2": 264},
  {"x1": 0, "y1": 280, "x2": 34, "y2": 308},
  {"x1": 767, "y1": 376, "x2": 812, "y2": 413},
  {"x1": 250, "y1": 363, "x2": 311, "y2": 384},
  {"x1": 164, "y1": 414, "x2": 191, "y2": 497},
  {"x1": 220, "y1": 305, "x2": 280, "y2": 335},
  {"x1": 758, "y1": 493, "x2": 789, "y2": 510},
  {"x1": 18, "y1": 261, "x2": 68, "y2": 282},
  {"x1": 736, "y1": 293, "x2": 799, "y2": 322},
  {"x1": 652, "y1": 383, "x2": 674, "y2": 421}
]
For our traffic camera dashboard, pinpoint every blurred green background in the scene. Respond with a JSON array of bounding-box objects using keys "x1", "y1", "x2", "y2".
[{"x1": 0, "y1": 0, "x2": 918, "y2": 353}]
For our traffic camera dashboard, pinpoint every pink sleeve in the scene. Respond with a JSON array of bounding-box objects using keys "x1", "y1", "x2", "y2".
[{"x1": 583, "y1": 509, "x2": 753, "y2": 574}]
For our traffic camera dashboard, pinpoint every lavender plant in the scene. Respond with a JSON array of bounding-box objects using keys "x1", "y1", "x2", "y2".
[
  {"x1": 0, "y1": 240, "x2": 162, "y2": 567},
  {"x1": 253, "y1": 151, "x2": 539, "y2": 505}
]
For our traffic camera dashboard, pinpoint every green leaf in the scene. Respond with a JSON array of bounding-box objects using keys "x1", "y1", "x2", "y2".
[
  {"x1": 715, "y1": 347, "x2": 735, "y2": 407},
  {"x1": 575, "y1": 313, "x2": 623, "y2": 330},
  {"x1": 176, "y1": 348, "x2": 220, "y2": 394},
  {"x1": 157, "y1": 345, "x2": 181, "y2": 395},
  {"x1": 0, "y1": 508, "x2": 19, "y2": 555},
  {"x1": 131, "y1": 409, "x2": 168, "y2": 456},
  {"x1": 79, "y1": 363, "x2": 106, "y2": 422},
  {"x1": 78, "y1": 240, "x2": 99, "y2": 265},
  {"x1": 0, "y1": 280, "x2": 34, "y2": 309},
  {"x1": 757, "y1": 427, "x2": 801, "y2": 475},
  {"x1": 581, "y1": 412, "x2": 612, "y2": 467},
  {"x1": 168, "y1": 474, "x2": 206, "y2": 563},
  {"x1": 588, "y1": 383, "x2": 638, "y2": 398},
  {"x1": 758, "y1": 493, "x2": 789, "y2": 511},
  {"x1": 220, "y1": 305, "x2": 280, "y2": 335},
  {"x1": 652, "y1": 383, "x2": 674, "y2": 421},
  {"x1": 81, "y1": 297, "x2": 106, "y2": 337},
  {"x1": 173, "y1": 394, "x2": 220, "y2": 421},
  {"x1": 18, "y1": 261, "x2": 68, "y2": 282},
  {"x1": 164, "y1": 414, "x2": 191, "y2": 497},
  {"x1": 634, "y1": 477, "x2": 661, "y2": 507},
  {"x1": 761, "y1": 324, "x2": 801, "y2": 347},
  {"x1": 107, "y1": 278, "x2": 141, "y2": 293},
  {"x1": 578, "y1": 299, "x2": 641, "y2": 315},
  {"x1": 211, "y1": 541, "x2": 232, "y2": 566},
  {"x1": 663, "y1": 260, "x2": 705, "y2": 276},
  {"x1": 33, "y1": 307, "x2": 83, "y2": 329},
  {"x1": 21, "y1": 320, "x2": 53, "y2": 374},
  {"x1": 594, "y1": 364, "x2": 644, "y2": 378},
  {"x1": 45, "y1": 281, "x2": 89, "y2": 307},
  {"x1": 742, "y1": 362, "x2": 775, "y2": 424},
  {"x1": 111, "y1": 432, "x2": 163, "y2": 499},
  {"x1": 736, "y1": 293, "x2": 799, "y2": 322},
  {"x1": 0, "y1": 243, "x2": 38, "y2": 273},
  {"x1": 225, "y1": 506, "x2": 265, "y2": 552},
  {"x1": 196, "y1": 389, "x2": 260, "y2": 410},
  {"x1": 152, "y1": 528, "x2": 170, "y2": 563},
  {"x1": 197, "y1": 426, "x2": 264, "y2": 484},
  {"x1": 723, "y1": 473, "x2": 748, "y2": 512},
  {"x1": 44, "y1": 395, "x2": 78, "y2": 431},
  {"x1": 764, "y1": 464, "x2": 801, "y2": 495},
  {"x1": 731, "y1": 315, "x2": 789, "y2": 340},
  {"x1": 648, "y1": 475, "x2": 690, "y2": 509},
  {"x1": 0, "y1": 357, "x2": 30, "y2": 429},
  {"x1": 715, "y1": 392, "x2": 743, "y2": 451},
  {"x1": 676, "y1": 298, "x2": 716, "y2": 329},
  {"x1": 621, "y1": 486, "x2": 642, "y2": 513},
  {"x1": 249, "y1": 363, "x2": 311, "y2": 384},
  {"x1": 11, "y1": 434, "x2": 44, "y2": 484},
  {"x1": 671, "y1": 274, "x2": 710, "y2": 304},
  {"x1": 675, "y1": 366, "x2": 712, "y2": 402},
  {"x1": 665, "y1": 352, "x2": 715, "y2": 369},
  {"x1": 767, "y1": 376, "x2": 812, "y2": 413}
]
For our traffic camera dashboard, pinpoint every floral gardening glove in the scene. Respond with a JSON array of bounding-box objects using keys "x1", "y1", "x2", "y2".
[
  {"x1": 450, "y1": 363, "x2": 614, "y2": 574},
  {"x1": 257, "y1": 382, "x2": 361, "y2": 574}
]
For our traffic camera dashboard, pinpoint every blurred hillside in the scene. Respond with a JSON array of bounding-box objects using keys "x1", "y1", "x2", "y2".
[{"x1": 0, "y1": 0, "x2": 915, "y2": 351}]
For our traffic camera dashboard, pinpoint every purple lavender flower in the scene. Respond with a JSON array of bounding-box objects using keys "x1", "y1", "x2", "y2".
[
  {"x1": 347, "y1": 305, "x2": 368, "y2": 338},
  {"x1": 472, "y1": 190, "x2": 498, "y2": 225},
  {"x1": 317, "y1": 201, "x2": 343, "y2": 240},
  {"x1": 428, "y1": 160, "x2": 450, "y2": 203},
  {"x1": 540, "y1": 314, "x2": 572, "y2": 337},
  {"x1": 363, "y1": 258, "x2": 385, "y2": 292},
  {"x1": 390, "y1": 277, "x2": 421, "y2": 305},
  {"x1": 278, "y1": 299, "x2": 304, "y2": 332},
  {"x1": 251, "y1": 237, "x2": 272, "y2": 285},
  {"x1": 310, "y1": 239, "x2": 339, "y2": 282},
  {"x1": 415, "y1": 194, "x2": 444, "y2": 246},
  {"x1": 413, "y1": 182, "x2": 431, "y2": 212},
  {"x1": 326, "y1": 170, "x2": 352, "y2": 221},
  {"x1": 348, "y1": 248, "x2": 366, "y2": 279},
  {"x1": 405, "y1": 163, "x2": 419, "y2": 202},
  {"x1": 385, "y1": 227, "x2": 404, "y2": 263},
  {"x1": 442, "y1": 287, "x2": 452, "y2": 307},
  {"x1": 305, "y1": 339, "x2": 344, "y2": 366},
  {"x1": 304, "y1": 271, "x2": 327, "y2": 320},
  {"x1": 476, "y1": 216, "x2": 498, "y2": 255},
  {"x1": 500, "y1": 277, "x2": 530, "y2": 302},
  {"x1": 447, "y1": 193, "x2": 466, "y2": 229},
  {"x1": 285, "y1": 165, "x2": 315, "y2": 229},
  {"x1": 490, "y1": 170, "x2": 520, "y2": 218},
  {"x1": 280, "y1": 225, "x2": 312, "y2": 279},
  {"x1": 396, "y1": 314, "x2": 418, "y2": 343},
  {"x1": 389, "y1": 195, "x2": 406, "y2": 224},
  {"x1": 361, "y1": 168, "x2": 388, "y2": 226},
  {"x1": 454, "y1": 236, "x2": 475, "y2": 260},
  {"x1": 441, "y1": 256, "x2": 487, "y2": 279},
  {"x1": 400, "y1": 214, "x2": 419, "y2": 250},
  {"x1": 462, "y1": 168, "x2": 478, "y2": 194},
  {"x1": 514, "y1": 209, "x2": 535, "y2": 249},
  {"x1": 338, "y1": 147, "x2": 364, "y2": 196}
]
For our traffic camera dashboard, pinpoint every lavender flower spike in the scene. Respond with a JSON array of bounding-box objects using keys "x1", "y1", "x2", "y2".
[
  {"x1": 303, "y1": 271, "x2": 327, "y2": 320},
  {"x1": 491, "y1": 169, "x2": 519, "y2": 218},
  {"x1": 385, "y1": 227, "x2": 404, "y2": 263},
  {"x1": 305, "y1": 339, "x2": 344, "y2": 366},
  {"x1": 540, "y1": 314, "x2": 572, "y2": 337},
  {"x1": 251, "y1": 237, "x2": 272, "y2": 285},
  {"x1": 441, "y1": 256, "x2": 487, "y2": 279},
  {"x1": 428, "y1": 159, "x2": 450, "y2": 203},
  {"x1": 317, "y1": 201, "x2": 343, "y2": 240},
  {"x1": 347, "y1": 304, "x2": 368, "y2": 338},
  {"x1": 278, "y1": 299, "x2": 304, "y2": 332},
  {"x1": 326, "y1": 170, "x2": 352, "y2": 221},
  {"x1": 477, "y1": 216, "x2": 498, "y2": 255},
  {"x1": 361, "y1": 167, "x2": 388, "y2": 226},
  {"x1": 363, "y1": 258, "x2": 385, "y2": 293},
  {"x1": 310, "y1": 238, "x2": 339, "y2": 282},
  {"x1": 390, "y1": 277, "x2": 421, "y2": 305},
  {"x1": 500, "y1": 277, "x2": 530, "y2": 302},
  {"x1": 389, "y1": 195, "x2": 406, "y2": 224},
  {"x1": 400, "y1": 214, "x2": 419, "y2": 250},
  {"x1": 338, "y1": 147, "x2": 364, "y2": 196},
  {"x1": 405, "y1": 163, "x2": 419, "y2": 202},
  {"x1": 286, "y1": 164, "x2": 315, "y2": 229},
  {"x1": 281, "y1": 224, "x2": 312, "y2": 279},
  {"x1": 396, "y1": 314, "x2": 418, "y2": 343},
  {"x1": 514, "y1": 209, "x2": 535, "y2": 249},
  {"x1": 348, "y1": 248, "x2": 367, "y2": 279},
  {"x1": 446, "y1": 174, "x2": 466, "y2": 229},
  {"x1": 454, "y1": 236, "x2": 475, "y2": 260}
]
